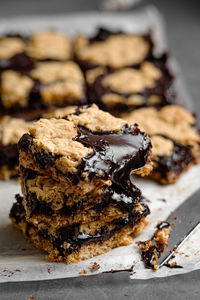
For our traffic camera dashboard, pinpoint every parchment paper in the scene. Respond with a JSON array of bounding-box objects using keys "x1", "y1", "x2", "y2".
[{"x1": 0, "y1": 6, "x2": 199, "y2": 282}]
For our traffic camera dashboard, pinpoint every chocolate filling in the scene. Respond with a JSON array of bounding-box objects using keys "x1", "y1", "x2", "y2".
[
  {"x1": 10, "y1": 194, "x2": 149, "y2": 255},
  {"x1": 18, "y1": 120, "x2": 151, "y2": 190},
  {"x1": 53, "y1": 212, "x2": 146, "y2": 255},
  {"x1": 21, "y1": 168, "x2": 143, "y2": 219},
  {"x1": 74, "y1": 124, "x2": 151, "y2": 189},
  {"x1": 0, "y1": 143, "x2": 19, "y2": 168},
  {"x1": 153, "y1": 136, "x2": 194, "y2": 180}
]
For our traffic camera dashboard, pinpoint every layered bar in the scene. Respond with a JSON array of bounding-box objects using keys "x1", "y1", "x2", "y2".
[
  {"x1": 10, "y1": 104, "x2": 152, "y2": 263},
  {"x1": 18, "y1": 104, "x2": 152, "y2": 189},
  {"x1": 86, "y1": 56, "x2": 174, "y2": 113},
  {"x1": 74, "y1": 27, "x2": 154, "y2": 71},
  {"x1": 10, "y1": 194, "x2": 149, "y2": 264},
  {"x1": 0, "y1": 61, "x2": 86, "y2": 114},
  {"x1": 20, "y1": 168, "x2": 147, "y2": 230},
  {"x1": 123, "y1": 105, "x2": 200, "y2": 184},
  {"x1": 0, "y1": 30, "x2": 72, "y2": 72}
]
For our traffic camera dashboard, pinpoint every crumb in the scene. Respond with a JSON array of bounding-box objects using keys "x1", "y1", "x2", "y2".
[
  {"x1": 124, "y1": 294, "x2": 128, "y2": 296},
  {"x1": 15, "y1": 269, "x2": 21, "y2": 272},
  {"x1": 88, "y1": 262, "x2": 100, "y2": 271},
  {"x1": 137, "y1": 221, "x2": 170, "y2": 270},
  {"x1": 47, "y1": 268, "x2": 51, "y2": 274},
  {"x1": 164, "y1": 261, "x2": 183, "y2": 269},
  {"x1": 28, "y1": 297, "x2": 34, "y2": 300},
  {"x1": 79, "y1": 269, "x2": 87, "y2": 274}
]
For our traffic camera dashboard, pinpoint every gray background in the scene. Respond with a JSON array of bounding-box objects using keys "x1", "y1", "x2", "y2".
[{"x1": 0, "y1": 0, "x2": 200, "y2": 299}]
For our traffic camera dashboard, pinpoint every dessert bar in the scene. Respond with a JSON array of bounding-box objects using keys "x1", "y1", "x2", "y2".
[
  {"x1": 123, "y1": 105, "x2": 200, "y2": 184},
  {"x1": 10, "y1": 194, "x2": 149, "y2": 264},
  {"x1": 18, "y1": 104, "x2": 152, "y2": 188},
  {"x1": 74, "y1": 27, "x2": 154, "y2": 71},
  {"x1": 0, "y1": 30, "x2": 71, "y2": 72},
  {"x1": 0, "y1": 61, "x2": 86, "y2": 114},
  {"x1": 10, "y1": 104, "x2": 152, "y2": 263},
  {"x1": 86, "y1": 56, "x2": 174, "y2": 113},
  {"x1": 20, "y1": 167, "x2": 147, "y2": 230}
]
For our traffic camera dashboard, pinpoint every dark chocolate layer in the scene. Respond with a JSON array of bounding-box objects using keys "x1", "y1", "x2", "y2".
[
  {"x1": 153, "y1": 135, "x2": 194, "y2": 180},
  {"x1": 0, "y1": 143, "x2": 18, "y2": 168},
  {"x1": 10, "y1": 194, "x2": 150, "y2": 255}
]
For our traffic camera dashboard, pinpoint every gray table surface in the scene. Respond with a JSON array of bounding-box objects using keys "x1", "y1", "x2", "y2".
[{"x1": 0, "y1": 0, "x2": 200, "y2": 299}]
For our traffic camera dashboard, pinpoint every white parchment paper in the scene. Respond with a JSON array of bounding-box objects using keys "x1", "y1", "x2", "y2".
[
  {"x1": 0, "y1": 165, "x2": 200, "y2": 282},
  {"x1": 0, "y1": 6, "x2": 199, "y2": 282}
]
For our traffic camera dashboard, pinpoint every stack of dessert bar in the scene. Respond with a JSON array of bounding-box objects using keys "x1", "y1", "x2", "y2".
[{"x1": 10, "y1": 104, "x2": 152, "y2": 263}]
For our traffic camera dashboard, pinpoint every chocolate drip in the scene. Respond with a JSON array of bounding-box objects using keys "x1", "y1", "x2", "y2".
[{"x1": 75, "y1": 124, "x2": 151, "y2": 193}]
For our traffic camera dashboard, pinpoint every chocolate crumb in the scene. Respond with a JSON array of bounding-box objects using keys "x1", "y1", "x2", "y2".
[
  {"x1": 47, "y1": 268, "x2": 51, "y2": 274},
  {"x1": 164, "y1": 262, "x2": 183, "y2": 269},
  {"x1": 124, "y1": 294, "x2": 128, "y2": 296},
  {"x1": 137, "y1": 221, "x2": 170, "y2": 270}
]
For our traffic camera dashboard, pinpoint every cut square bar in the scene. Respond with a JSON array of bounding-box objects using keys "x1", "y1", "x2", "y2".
[{"x1": 123, "y1": 105, "x2": 200, "y2": 184}]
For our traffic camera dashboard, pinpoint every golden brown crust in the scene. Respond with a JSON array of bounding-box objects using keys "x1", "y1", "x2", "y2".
[
  {"x1": 68, "y1": 104, "x2": 126, "y2": 131},
  {"x1": 74, "y1": 34, "x2": 150, "y2": 69},
  {"x1": 30, "y1": 61, "x2": 85, "y2": 104},
  {"x1": 0, "y1": 37, "x2": 26, "y2": 59},
  {"x1": 1, "y1": 71, "x2": 34, "y2": 108},
  {"x1": 28, "y1": 118, "x2": 93, "y2": 173},
  {"x1": 31, "y1": 61, "x2": 84, "y2": 84},
  {"x1": 102, "y1": 63, "x2": 161, "y2": 94},
  {"x1": 0, "y1": 116, "x2": 32, "y2": 145},
  {"x1": 43, "y1": 106, "x2": 77, "y2": 119},
  {"x1": 27, "y1": 30, "x2": 71, "y2": 60}
]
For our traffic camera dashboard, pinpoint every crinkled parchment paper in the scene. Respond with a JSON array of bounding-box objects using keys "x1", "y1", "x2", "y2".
[{"x1": 0, "y1": 6, "x2": 199, "y2": 282}]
